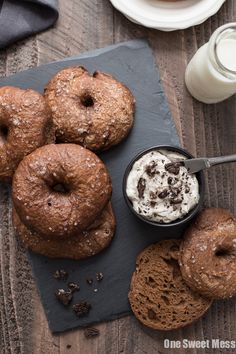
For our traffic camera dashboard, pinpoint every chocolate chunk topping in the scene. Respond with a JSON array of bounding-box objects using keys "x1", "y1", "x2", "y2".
[
  {"x1": 137, "y1": 178, "x2": 146, "y2": 199},
  {"x1": 185, "y1": 186, "x2": 190, "y2": 193},
  {"x1": 55, "y1": 289, "x2": 73, "y2": 306},
  {"x1": 86, "y1": 278, "x2": 93, "y2": 285},
  {"x1": 167, "y1": 177, "x2": 173, "y2": 185},
  {"x1": 145, "y1": 161, "x2": 158, "y2": 177},
  {"x1": 150, "y1": 191, "x2": 157, "y2": 200},
  {"x1": 158, "y1": 189, "x2": 168, "y2": 199},
  {"x1": 170, "y1": 187, "x2": 181, "y2": 197},
  {"x1": 68, "y1": 282, "x2": 80, "y2": 292},
  {"x1": 170, "y1": 198, "x2": 183, "y2": 205},
  {"x1": 53, "y1": 269, "x2": 68, "y2": 281},
  {"x1": 96, "y1": 272, "x2": 104, "y2": 281},
  {"x1": 165, "y1": 162, "x2": 183, "y2": 175},
  {"x1": 150, "y1": 201, "x2": 156, "y2": 207},
  {"x1": 84, "y1": 327, "x2": 100, "y2": 338},
  {"x1": 73, "y1": 301, "x2": 91, "y2": 317}
]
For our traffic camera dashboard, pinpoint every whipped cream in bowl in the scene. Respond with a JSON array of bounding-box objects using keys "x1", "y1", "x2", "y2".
[{"x1": 123, "y1": 146, "x2": 204, "y2": 228}]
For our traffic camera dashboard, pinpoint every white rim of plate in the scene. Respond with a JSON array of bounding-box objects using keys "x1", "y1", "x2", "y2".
[{"x1": 110, "y1": 0, "x2": 226, "y2": 30}]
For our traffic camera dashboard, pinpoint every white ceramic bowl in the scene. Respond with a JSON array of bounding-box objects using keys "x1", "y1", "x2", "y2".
[{"x1": 110, "y1": 0, "x2": 226, "y2": 31}]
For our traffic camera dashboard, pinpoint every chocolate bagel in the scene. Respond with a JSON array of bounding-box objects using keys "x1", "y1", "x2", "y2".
[
  {"x1": 44, "y1": 66, "x2": 135, "y2": 151},
  {"x1": 0, "y1": 86, "x2": 54, "y2": 181},
  {"x1": 12, "y1": 144, "x2": 112, "y2": 239},
  {"x1": 13, "y1": 203, "x2": 115, "y2": 260},
  {"x1": 180, "y1": 208, "x2": 236, "y2": 299}
]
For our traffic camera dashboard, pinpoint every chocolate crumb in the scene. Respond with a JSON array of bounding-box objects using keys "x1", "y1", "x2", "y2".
[
  {"x1": 86, "y1": 278, "x2": 93, "y2": 285},
  {"x1": 96, "y1": 272, "x2": 103, "y2": 281},
  {"x1": 145, "y1": 161, "x2": 158, "y2": 177},
  {"x1": 150, "y1": 201, "x2": 156, "y2": 207},
  {"x1": 68, "y1": 282, "x2": 80, "y2": 292},
  {"x1": 150, "y1": 191, "x2": 157, "y2": 199},
  {"x1": 84, "y1": 327, "x2": 100, "y2": 338},
  {"x1": 170, "y1": 198, "x2": 183, "y2": 205},
  {"x1": 66, "y1": 344, "x2": 72, "y2": 349},
  {"x1": 55, "y1": 289, "x2": 73, "y2": 306},
  {"x1": 158, "y1": 189, "x2": 168, "y2": 199},
  {"x1": 167, "y1": 177, "x2": 173, "y2": 185},
  {"x1": 185, "y1": 186, "x2": 190, "y2": 193},
  {"x1": 165, "y1": 162, "x2": 183, "y2": 175},
  {"x1": 137, "y1": 178, "x2": 146, "y2": 198},
  {"x1": 53, "y1": 269, "x2": 68, "y2": 281},
  {"x1": 73, "y1": 301, "x2": 91, "y2": 317},
  {"x1": 170, "y1": 187, "x2": 181, "y2": 197}
]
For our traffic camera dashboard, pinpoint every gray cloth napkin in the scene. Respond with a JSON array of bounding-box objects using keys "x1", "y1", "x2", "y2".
[{"x1": 0, "y1": 0, "x2": 58, "y2": 49}]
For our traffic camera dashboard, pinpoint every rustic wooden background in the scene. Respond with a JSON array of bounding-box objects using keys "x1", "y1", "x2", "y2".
[{"x1": 1, "y1": 1, "x2": 236, "y2": 353}]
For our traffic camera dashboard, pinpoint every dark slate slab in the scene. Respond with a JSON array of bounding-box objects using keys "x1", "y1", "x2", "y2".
[{"x1": 0, "y1": 40, "x2": 180, "y2": 333}]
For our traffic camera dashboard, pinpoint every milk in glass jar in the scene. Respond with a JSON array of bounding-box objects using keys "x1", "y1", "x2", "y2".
[{"x1": 185, "y1": 23, "x2": 236, "y2": 104}]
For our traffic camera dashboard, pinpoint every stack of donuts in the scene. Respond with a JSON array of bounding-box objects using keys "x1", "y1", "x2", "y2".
[{"x1": 0, "y1": 67, "x2": 135, "y2": 259}]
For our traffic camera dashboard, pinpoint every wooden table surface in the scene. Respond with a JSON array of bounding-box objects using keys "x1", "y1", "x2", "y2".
[{"x1": 1, "y1": 1, "x2": 236, "y2": 353}]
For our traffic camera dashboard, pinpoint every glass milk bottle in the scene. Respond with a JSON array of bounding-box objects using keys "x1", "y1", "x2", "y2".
[{"x1": 185, "y1": 23, "x2": 236, "y2": 104}]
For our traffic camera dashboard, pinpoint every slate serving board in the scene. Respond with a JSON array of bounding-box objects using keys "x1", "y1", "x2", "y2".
[{"x1": 0, "y1": 40, "x2": 180, "y2": 333}]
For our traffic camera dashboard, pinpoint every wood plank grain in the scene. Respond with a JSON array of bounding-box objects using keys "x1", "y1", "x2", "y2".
[{"x1": 1, "y1": 0, "x2": 236, "y2": 353}]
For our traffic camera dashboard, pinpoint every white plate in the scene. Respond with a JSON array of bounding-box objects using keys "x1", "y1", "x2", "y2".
[{"x1": 110, "y1": 0, "x2": 226, "y2": 31}]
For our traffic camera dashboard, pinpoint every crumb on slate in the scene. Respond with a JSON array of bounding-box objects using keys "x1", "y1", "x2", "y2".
[
  {"x1": 96, "y1": 272, "x2": 103, "y2": 281},
  {"x1": 86, "y1": 278, "x2": 93, "y2": 285},
  {"x1": 53, "y1": 269, "x2": 68, "y2": 281},
  {"x1": 55, "y1": 289, "x2": 73, "y2": 306},
  {"x1": 73, "y1": 301, "x2": 91, "y2": 317}
]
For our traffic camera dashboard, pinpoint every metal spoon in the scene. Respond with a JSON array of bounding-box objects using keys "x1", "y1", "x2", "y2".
[{"x1": 182, "y1": 154, "x2": 236, "y2": 174}]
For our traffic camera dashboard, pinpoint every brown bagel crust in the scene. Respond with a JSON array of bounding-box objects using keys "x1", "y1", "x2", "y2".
[
  {"x1": 12, "y1": 203, "x2": 115, "y2": 259},
  {"x1": 44, "y1": 66, "x2": 135, "y2": 151},
  {"x1": 0, "y1": 86, "x2": 54, "y2": 181},
  {"x1": 180, "y1": 208, "x2": 236, "y2": 299},
  {"x1": 12, "y1": 144, "x2": 112, "y2": 239}
]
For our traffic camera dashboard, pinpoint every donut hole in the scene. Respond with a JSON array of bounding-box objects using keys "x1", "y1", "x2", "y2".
[
  {"x1": 0, "y1": 124, "x2": 8, "y2": 143},
  {"x1": 52, "y1": 183, "x2": 70, "y2": 194},
  {"x1": 55, "y1": 136, "x2": 62, "y2": 144},
  {"x1": 80, "y1": 94, "x2": 94, "y2": 107},
  {"x1": 215, "y1": 247, "x2": 233, "y2": 258}
]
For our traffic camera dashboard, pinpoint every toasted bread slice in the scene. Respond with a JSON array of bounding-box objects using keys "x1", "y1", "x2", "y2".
[{"x1": 128, "y1": 240, "x2": 212, "y2": 330}]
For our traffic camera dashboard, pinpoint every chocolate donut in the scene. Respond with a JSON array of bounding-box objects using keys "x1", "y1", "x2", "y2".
[
  {"x1": 12, "y1": 203, "x2": 115, "y2": 260},
  {"x1": 180, "y1": 208, "x2": 236, "y2": 299},
  {"x1": 0, "y1": 86, "x2": 54, "y2": 181},
  {"x1": 44, "y1": 66, "x2": 135, "y2": 151},
  {"x1": 12, "y1": 144, "x2": 112, "y2": 239}
]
